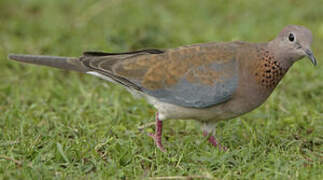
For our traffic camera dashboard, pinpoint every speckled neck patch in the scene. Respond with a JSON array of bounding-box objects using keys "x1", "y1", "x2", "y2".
[{"x1": 255, "y1": 47, "x2": 287, "y2": 88}]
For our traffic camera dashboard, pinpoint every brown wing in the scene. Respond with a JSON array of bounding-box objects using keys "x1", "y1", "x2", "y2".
[
  {"x1": 113, "y1": 43, "x2": 239, "y2": 108},
  {"x1": 82, "y1": 43, "x2": 239, "y2": 108},
  {"x1": 114, "y1": 42, "x2": 237, "y2": 90}
]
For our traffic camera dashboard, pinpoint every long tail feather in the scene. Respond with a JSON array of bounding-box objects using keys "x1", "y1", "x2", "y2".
[{"x1": 8, "y1": 54, "x2": 88, "y2": 72}]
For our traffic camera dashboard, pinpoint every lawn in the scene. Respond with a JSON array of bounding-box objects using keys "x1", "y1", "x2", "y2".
[{"x1": 0, "y1": 0, "x2": 322, "y2": 179}]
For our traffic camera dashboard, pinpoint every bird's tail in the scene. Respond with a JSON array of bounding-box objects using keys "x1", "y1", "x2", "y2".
[{"x1": 8, "y1": 54, "x2": 88, "y2": 72}]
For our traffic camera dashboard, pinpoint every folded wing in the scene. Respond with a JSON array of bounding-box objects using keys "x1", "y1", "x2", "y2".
[{"x1": 82, "y1": 43, "x2": 239, "y2": 108}]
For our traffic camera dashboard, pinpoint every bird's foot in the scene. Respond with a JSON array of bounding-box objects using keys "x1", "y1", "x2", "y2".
[
  {"x1": 203, "y1": 131, "x2": 227, "y2": 151},
  {"x1": 148, "y1": 132, "x2": 166, "y2": 152},
  {"x1": 148, "y1": 112, "x2": 166, "y2": 152}
]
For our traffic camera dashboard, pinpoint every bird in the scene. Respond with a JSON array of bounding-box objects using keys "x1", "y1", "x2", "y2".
[{"x1": 8, "y1": 25, "x2": 317, "y2": 152}]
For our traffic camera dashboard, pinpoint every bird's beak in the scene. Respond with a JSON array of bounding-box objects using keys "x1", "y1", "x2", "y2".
[{"x1": 305, "y1": 49, "x2": 317, "y2": 66}]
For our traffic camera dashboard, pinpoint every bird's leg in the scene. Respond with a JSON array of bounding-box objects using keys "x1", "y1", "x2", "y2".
[
  {"x1": 202, "y1": 123, "x2": 227, "y2": 151},
  {"x1": 148, "y1": 112, "x2": 166, "y2": 152},
  {"x1": 203, "y1": 130, "x2": 227, "y2": 151}
]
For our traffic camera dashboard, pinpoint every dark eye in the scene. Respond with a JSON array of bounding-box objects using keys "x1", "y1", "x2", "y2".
[{"x1": 288, "y1": 33, "x2": 295, "y2": 42}]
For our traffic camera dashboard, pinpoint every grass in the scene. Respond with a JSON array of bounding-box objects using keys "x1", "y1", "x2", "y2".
[{"x1": 0, "y1": 0, "x2": 322, "y2": 179}]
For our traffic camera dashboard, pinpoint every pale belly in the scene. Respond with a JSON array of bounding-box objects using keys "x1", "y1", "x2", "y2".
[{"x1": 144, "y1": 94, "x2": 255, "y2": 122}]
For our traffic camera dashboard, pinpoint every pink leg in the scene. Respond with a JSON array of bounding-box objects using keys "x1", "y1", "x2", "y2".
[
  {"x1": 148, "y1": 112, "x2": 166, "y2": 152},
  {"x1": 203, "y1": 131, "x2": 227, "y2": 151}
]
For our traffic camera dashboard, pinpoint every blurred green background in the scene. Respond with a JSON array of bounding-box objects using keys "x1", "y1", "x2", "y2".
[{"x1": 0, "y1": 0, "x2": 322, "y2": 179}]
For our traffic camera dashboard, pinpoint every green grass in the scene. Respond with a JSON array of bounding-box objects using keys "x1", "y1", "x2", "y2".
[{"x1": 0, "y1": 0, "x2": 322, "y2": 179}]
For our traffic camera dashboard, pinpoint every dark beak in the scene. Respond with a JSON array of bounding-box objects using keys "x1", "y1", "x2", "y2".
[{"x1": 305, "y1": 49, "x2": 317, "y2": 66}]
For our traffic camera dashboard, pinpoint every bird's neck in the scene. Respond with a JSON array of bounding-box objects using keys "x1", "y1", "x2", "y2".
[
  {"x1": 252, "y1": 43, "x2": 292, "y2": 90},
  {"x1": 267, "y1": 40, "x2": 294, "y2": 68}
]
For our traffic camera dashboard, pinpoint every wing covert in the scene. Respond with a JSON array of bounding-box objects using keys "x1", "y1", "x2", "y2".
[{"x1": 141, "y1": 58, "x2": 239, "y2": 108}]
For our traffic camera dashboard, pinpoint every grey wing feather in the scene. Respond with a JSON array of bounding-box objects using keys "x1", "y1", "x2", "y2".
[{"x1": 141, "y1": 60, "x2": 239, "y2": 108}]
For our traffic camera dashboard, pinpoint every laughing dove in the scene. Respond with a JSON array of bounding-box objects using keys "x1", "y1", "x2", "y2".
[{"x1": 9, "y1": 25, "x2": 317, "y2": 152}]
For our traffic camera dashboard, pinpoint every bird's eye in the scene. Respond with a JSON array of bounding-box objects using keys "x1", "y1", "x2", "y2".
[{"x1": 288, "y1": 33, "x2": 295, "y2": 42}]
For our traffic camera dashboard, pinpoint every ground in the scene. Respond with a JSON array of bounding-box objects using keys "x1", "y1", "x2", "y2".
[{"x1": 0, "y1": 0, "x2": 322, "y2": 179}]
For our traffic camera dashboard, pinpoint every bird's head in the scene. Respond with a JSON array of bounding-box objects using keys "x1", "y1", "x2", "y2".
[{"x1": 270, "y1": 25, "x2": 317, "y2": 66}]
